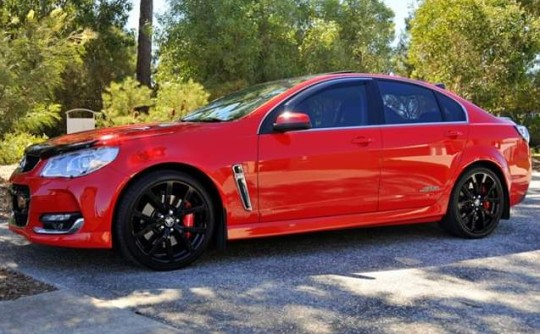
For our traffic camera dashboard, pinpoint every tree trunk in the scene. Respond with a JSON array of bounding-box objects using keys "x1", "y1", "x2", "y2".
[{"x1": 136, "y1": 0, "x2": 153, "y2": 88}]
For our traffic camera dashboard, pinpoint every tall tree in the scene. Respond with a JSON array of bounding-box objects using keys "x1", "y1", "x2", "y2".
[
  {"x1": 408, "y1": 0, "x2": 540, "y2": 113},
  {"x1": 159, "y1": 0, "x2": 394, "y2": 97},
  {"x1": 136, "y1": 0, "x2": 153, "y2": 88}
]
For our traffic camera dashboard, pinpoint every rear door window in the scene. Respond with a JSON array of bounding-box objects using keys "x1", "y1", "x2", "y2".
[{"x1": 377, "y1": 80, "x2": 443, "y2": 124}]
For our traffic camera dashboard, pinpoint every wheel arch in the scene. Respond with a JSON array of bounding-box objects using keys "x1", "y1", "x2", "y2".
[
  {"x1": 455, "y1": 160, "x2": 511, "y2": 219},
  {"x1": 112, "y1": 162, "x2": 228, "y2": 250}
]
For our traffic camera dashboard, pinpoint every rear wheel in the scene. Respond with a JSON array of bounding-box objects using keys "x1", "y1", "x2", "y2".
[
  {"x1": 115, "y1": 170, "x2": 215, "y2": 270},
  {"x1": 440, "y1": 167, "x2": 504, "y2": 238}
]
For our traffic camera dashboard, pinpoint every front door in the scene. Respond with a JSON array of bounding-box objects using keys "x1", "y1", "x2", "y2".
[{"x1": 257, "y1": 79, "x2": 382, "y2": 222}]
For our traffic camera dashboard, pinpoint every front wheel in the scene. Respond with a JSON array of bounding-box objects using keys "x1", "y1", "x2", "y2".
[
  {"x1": 115, "y1": 170, "x2": 215, "y2": 270},
  {"x1": 440, "y1": 167, "x2": 505, "y2": 238}
]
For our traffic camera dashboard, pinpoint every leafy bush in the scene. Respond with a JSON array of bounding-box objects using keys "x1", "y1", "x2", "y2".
[
  {"x1": 147, "y1": 79, "x2": 209, "y2": 122},
  {"x1": 0, "y1": 133, "x2": 47, "y2": 165},
  {"x1": 100, "y1": 77, "x2": 153, "y2": 126},
  {"x1": 100, "y1": 77, "x2": 210, "y2": 126},
  {"x1": 0, "y1": 9, "x2": 94, "y2": 136}
]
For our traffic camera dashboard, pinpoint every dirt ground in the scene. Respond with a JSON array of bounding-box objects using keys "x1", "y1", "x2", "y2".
[
  {"x1": 0, "y1": 267, "x2": 56, "y2": 301},
  {"x1": 0, "y1": 165, "x2": 57, "y2": 300}
]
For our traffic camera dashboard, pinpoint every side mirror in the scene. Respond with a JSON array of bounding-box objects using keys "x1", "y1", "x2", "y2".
[{"x1": 273, "y1": 111, "x2": 312, "y2": 132}]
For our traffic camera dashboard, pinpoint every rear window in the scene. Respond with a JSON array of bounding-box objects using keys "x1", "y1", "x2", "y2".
[{"x1": 436, "y1": 92, "x2": 466, "y2": 122}]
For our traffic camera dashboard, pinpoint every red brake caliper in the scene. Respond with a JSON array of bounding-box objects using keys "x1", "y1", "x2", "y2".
[
  {"x1": 481, "y1": 185, "x2": 491, "y2": 210},
  {"x1": 183, "y1": 202, "x2": 193, "y2": 238}
]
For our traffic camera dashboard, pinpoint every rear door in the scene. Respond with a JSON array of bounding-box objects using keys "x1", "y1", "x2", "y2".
[
  {"x1": 376, "y1": 80, "x2": 469, "y2": 211},
  {"x1": 257, "y1": 79, "x2": 382, "y2": 222}
]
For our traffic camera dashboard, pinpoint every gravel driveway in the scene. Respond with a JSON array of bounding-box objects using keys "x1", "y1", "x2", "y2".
[{"x1": 1, "y1": 173, "x2": 539, "y2": 333}]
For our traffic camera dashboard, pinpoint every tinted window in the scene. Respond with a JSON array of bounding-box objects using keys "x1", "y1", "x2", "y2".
[
  {"x1": 182, "y1": 76, "x2": 313, "y2": 122},
  {"x1": 378, "y1": 81, "x2": 442, "y2": 124},
  {"x1": 291, "y1": 83, "x2": 368, "y2": 129},
  {"x1": 436, "y1": 92, "x2": 466, "y2": 122}
]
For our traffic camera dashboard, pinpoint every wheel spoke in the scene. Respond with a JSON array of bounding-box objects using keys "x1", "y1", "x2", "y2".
[
  {"x1": 184, "y1": 226, "x2": 207, "y2": 234},
  {"x1": 461, "y1": 186, "x2": 475, "y2": 200},
  {"x1": 148, "y1": 233, "x2": 166, "y2": 255},
  {"x1": 485, "y1": 196, "x2": 500, "y2": 204},
  {"x1": 179, "y1": 233, "x2": 195, "y2": 252},
  {"x1": 481, "y1": 207, "x2": 495, "y2": 218},
  {"x1": 144, "y1": 190, "x2": 168, "y2": 213},
  {"x1": 182, "y1": 205, "x2": 206, "y2": 215},
  {"x1": 135, "y1": 223, "x2": 160, "y2": 237},
  {"x1": 165, "y1": 237, "x2": 174, "y2": 261},
  {"x1": 179, "y1": 187, "x2": 194, "y2": 210},
  {"x1": 165, "y1": 181, "x2": 174, "y2": 206},
  {"x1": 462, "y1": 210, "x2": 474, "y2": 226},
  {"x1": 469, "y1": 214, "x2": 476, "y2": 230},
  {"x1": 471, "y1": 176, "x2": 480, "y2": 194},
  {"x1": 485, "y1": 182, "x2": 496, "y2": 197},
  {"x1": 480, "y1": 173, "x2": 489, "y2": 188},
  {"x1": 133, "y1": 211, "x2": 160, "y2": 225},
  {"x1": 458, "y1": 200, "x2": 473, "y2": 209}
]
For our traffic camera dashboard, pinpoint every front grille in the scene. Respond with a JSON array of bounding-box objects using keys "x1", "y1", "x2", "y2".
[
  {"x1": 21, "y1": 155, "x2": 40, "y2": 172},
  {"x1": 9, "y1": 185, "x2": 30, "y2": 227}
]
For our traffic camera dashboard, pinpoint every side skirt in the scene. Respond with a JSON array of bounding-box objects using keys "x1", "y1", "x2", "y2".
[{"x1": 227, "y1": 204, "x2": 445, "y2": 240}]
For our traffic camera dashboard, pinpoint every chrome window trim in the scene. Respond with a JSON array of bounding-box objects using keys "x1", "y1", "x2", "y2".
[
  {"x1": 279, "y1": 120, "x2": 470, "y2": 133},
  {"x1": 257, "y1": 76, "x2": 470, "y2": 134}
]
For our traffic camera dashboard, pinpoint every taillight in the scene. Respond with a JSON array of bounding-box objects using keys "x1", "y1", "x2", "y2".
[{"x1": 515, "y1": 125, "x2": 530, "y2": 143}]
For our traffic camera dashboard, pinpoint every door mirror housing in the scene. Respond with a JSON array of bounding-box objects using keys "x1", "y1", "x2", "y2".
[{"x1": 273, "y1": 112, "x2": 312, "y2": 132}]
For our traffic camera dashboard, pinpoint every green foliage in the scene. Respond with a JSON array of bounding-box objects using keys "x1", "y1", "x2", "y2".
[
  {"x1": 100, "y1": 76, "x2": 209, "y2": 125},
  {"x1": 159, "y1": 0, "x2": 395, "y2": 97},
  {"x1": 408, "y1": 0, "x2": 540, "y2": 113},
  {"x1": 100, "y1": 77, "x2": 153, "y2": 126},
  {"x1": 0, "y1": 1, "x2": 136, "y2": 138},
  {"x1": 148, "y1": 79, "x2": 210, "y2": 122},
  {"x1": 0, "y1": 8, "x2": 93, "y2": 137},
  {"x1": 0, "y1": 133, "x2": 47, "y2": 165}
]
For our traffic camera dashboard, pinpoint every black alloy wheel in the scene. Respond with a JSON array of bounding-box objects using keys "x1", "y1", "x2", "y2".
[
  {"x1": 441, "y1": 167, "x2": 504, "y2": 238},
  {"x1": 115, "y1": 170, "x2": 215, "y2": 270}
]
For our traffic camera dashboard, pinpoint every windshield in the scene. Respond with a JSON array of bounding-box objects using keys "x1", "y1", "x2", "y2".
[{"x1": 182, "y1": 76, "x2": 312, "y2": 122}]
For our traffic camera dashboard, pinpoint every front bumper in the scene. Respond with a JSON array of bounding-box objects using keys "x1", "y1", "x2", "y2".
[{"x1": 8, "y1": 161, "x2": 128, "y2": 249}]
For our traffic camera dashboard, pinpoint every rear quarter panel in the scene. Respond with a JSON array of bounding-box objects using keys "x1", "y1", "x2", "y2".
[{"x1": 459, "y1": 103, "x2": 531, "y2": 207}]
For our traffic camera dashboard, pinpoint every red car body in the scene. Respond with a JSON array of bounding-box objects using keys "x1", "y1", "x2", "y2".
[{"x1": 8, "y1": 73, "x2": 531, "y2": 257}]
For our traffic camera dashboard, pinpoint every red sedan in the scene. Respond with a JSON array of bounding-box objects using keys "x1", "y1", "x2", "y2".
[{"x1": 8, "y1": 73, "x2": 532, "y2": 270}]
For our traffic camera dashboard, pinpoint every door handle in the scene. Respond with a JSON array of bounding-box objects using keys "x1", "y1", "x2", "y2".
[
  {"x1": 351, "y1": 136, "x2": 373, "y2": 146},
  {"x1": 445, "y1": 130, "x2": 463, "y2": 139}
]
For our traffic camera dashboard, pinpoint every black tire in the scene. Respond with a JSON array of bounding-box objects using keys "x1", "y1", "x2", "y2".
[
  {"x1": 115, "y1": 170, "x2": 215, "y2": 270},
  {"x1": 440, "y1": 167, "x2": 505, "y2": 239}
]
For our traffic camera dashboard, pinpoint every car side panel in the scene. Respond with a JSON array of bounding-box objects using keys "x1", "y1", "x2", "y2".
[{"x1": 378, "y1": 123, "x2": 469, "y2": 211}]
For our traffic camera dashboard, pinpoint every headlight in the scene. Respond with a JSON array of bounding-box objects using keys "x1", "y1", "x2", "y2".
[{"x1": 41, "y1": 147, "x2": 119, "y2": 178}]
